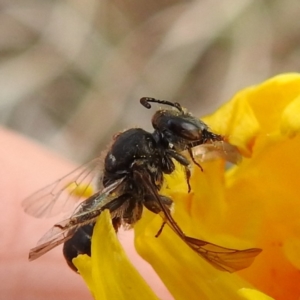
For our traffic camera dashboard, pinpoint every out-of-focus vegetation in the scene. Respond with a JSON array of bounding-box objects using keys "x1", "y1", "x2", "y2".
[{"x1": 1, "y1": 0, "x2": 300, "y2": 161}]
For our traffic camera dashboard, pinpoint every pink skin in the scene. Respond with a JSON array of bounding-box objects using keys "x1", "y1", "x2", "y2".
[{"x1": 0, "y1": 128, "x2": 172, "y2": 300}]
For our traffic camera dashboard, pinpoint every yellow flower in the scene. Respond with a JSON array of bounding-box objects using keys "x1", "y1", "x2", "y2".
[
  {"x1": 74, "y1": 73, "x2": 300, "y2": 300},
  {"x1": 73, "y1": 210, "x2": 158, "y2": 300}
]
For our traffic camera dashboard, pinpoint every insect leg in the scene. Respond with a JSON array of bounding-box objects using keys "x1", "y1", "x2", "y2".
[
  {"x1": 188, "y1": 147, "x2": 203, "y2": 172},
  {"x1": 144, "y1": 195, "x2": 173, "y2": 237},
  {"x1": 167, "y1": 149, "x2": 192, "y2": 192}
]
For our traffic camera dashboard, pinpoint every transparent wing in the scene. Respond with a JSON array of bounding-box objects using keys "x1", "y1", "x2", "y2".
[
  {"x1": 22, "y1": 158, "x2": 104, "y2": 218},
  {"x1": 184, "y1": 236, "x2": 262, "y2": 272},
  {"x1": 133, "y1": 167, "x2": 261, "y2": 273},
  {"x1": 29, "y1": 178, "x2": 125, "y2": 261},
  {"x1": 29, "y1": 218, "x2": 76, "y2": 261},
  {"x1": 190, "y1": 141, "x2": 242, "y2": 164}
]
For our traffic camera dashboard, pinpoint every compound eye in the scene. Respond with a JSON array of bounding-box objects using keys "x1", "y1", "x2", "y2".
[{"x1": 168, "y1": 119, "x2": 202, "y2": 140}]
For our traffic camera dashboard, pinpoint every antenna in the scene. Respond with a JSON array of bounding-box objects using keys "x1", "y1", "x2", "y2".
[{"x1": 140, "y1": 97, "x2": 183, "y2": 113}]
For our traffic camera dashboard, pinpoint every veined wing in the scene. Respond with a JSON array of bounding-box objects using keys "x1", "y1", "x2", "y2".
[
  {"x1": 189, "y1": 141, "x2": 242, "y2": 164},
  {"x1": 29, "y1": 178, "x2": 124, "y2": 261},
  {"x1": 184, "y1": 236, "x2": 261, "y2": 272},
  {"x1": 22, "y1": 158, "x2": 103, "y2": 218},
  {"x1": 133, "y1": 167, "x2": 261, "y2": 273}
]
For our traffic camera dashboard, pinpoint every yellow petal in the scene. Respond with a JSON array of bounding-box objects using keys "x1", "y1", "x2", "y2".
[
  {"x1": 218, "y1": 75, "x2": 300, "y2": 298},
  {"x1": 204, "y1": 73, "x2": 300, "y2": 156},
  {"x1": 238, "y1": 288, "x2": 274, "y2": 300},
  {"x1": 246, "y1": 73, "x2": 300, "y2": 133},
  {"x1": 73, "y1": 210, "x2": 158, "y2": 300},
  {"x1": 134, "y1": 162, "x2": 262, "y2": 300},
  {"x1": 203, "y1": 93, "x2": 260, "y2": 157},
  {"x1": 135, "y1": 208, "x2": 259, "y2": 300},
  {"x1": 280, "y1": 95, "x2": 300, "y2": 137},
  {"x1": 73, "y1": 255, "x2": 95, "y2": 297},
  {"x1": 66, "y1": 182, "x2": 94, "y2": 198},
  {"x1": 283, "y1": 235, "x2": 300, "y2": 270}
]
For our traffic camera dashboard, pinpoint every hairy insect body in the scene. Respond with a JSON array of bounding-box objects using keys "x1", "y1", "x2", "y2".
[
  {"x1": 64, "y1": 127, "x2": 175, "y2": 270},
  {"x1": 63, "y1": 224, "x2": 93, "y2": 271},
  {"x1": 104, "y1": 129, "x2": 159, "y2": 186}
]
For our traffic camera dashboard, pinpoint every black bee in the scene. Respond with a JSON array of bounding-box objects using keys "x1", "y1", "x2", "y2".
[{"x1": 23, "y1": 97, "x2": 261, "y2": 273}]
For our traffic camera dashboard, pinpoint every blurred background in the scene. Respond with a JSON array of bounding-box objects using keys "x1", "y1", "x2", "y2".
[{"x1": 1, "y1": 0, "x2": 300, "y2": 162}]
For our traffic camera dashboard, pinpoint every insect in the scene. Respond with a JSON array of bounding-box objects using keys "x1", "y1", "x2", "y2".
[{"x1": 23, "y1": 97, "x2": 261, "y2": 273}]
